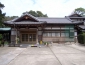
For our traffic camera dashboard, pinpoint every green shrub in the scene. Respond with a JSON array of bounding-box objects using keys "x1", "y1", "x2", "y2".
[
  {"x1": 0, "y1": 34, "x2": 3, "y2": 45},
  {"x1": 43, "y1": 41, "x2": 49, "y2": 45},
  {"x1": 0, "y1": 34, "x2": 3, "y2": 40},
  {"x1": 78, "y1": 33, "x2": 85, "y2": 44}
]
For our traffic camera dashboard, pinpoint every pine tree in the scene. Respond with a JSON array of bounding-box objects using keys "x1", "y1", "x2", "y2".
[{"x1": 0, "y1": 2, "x2": 5, "y2": 27}]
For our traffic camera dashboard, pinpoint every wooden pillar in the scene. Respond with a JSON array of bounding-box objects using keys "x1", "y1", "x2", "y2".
[
  {"x1": 36, "y1": 29, "x2": 39, "y2": 44},
  {"x1": 37, "y1": 27, "x2": 43, "y2": 43},
  {"x1": 9, "y1": 31, "x2": 11, "y2": 43},
  {"x1": 15, "y1": 28, "x2": 17, "y2": 44},
  {"x1": 11, "y1": 28, "x2": 16, "y2": 43}
]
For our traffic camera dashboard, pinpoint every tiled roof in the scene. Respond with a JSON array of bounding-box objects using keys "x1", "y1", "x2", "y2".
[
  {"x1": 38, "y1": 17, "x2": 71, "y2": 23},
  {"x1": 11, "y1": 13, "x2": 39, "y2": 22},
  {"x1": 79, "y1": 25, "x2": 85, "y2": 29},
  {"x1": 4, "y1": 17, "x2": 82, "y2": 25},
  {"x1": 4, "y1": 13, "x2": 83, "y2": 25},
  {"x1": 69, "y1": 17, "x2": 85, "y2": 18},
  {"x1": 37, "y1": 17, "x2": 82, "y2": 24},
  {"x1": 68, "y1": 13, "x2": 82, "y2": 17},
  {"x1": 4, "y1": 21, "x2": 46, "y2": 24}
]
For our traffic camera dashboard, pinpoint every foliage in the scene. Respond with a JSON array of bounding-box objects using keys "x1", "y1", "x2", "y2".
[
  {"x1": 77, "y1": 33, "x2": 85, "y2": 44},
  {"x1": 0, "y1": 34, "x2": 3, "y2": 45},
  {"x1": 0, "y1": 2, "x2": 4, "y2": 9},
  {"x1": 43, "y1": 41, "x2": 49, "y2": 45},
  {"x1": 0, "y1": 34, "x2": 3, "y2": 40},
  {"x1": 0, "y1": 2, "x2": 5, "y2": 27},
  {"x1": 74, "y1": 7, "x2": 85, "y2": 16},
  {"x1": 23, "y1": 10, "x2": 48, "y2": 17},
  {"x1": 4, "y1": 16, "x2": 18, "y2": 21}
]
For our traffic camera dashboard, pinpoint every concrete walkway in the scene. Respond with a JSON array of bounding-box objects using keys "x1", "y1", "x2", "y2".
[{"x1": 0, "y1": 43, "x2": 85, "y2": 65}]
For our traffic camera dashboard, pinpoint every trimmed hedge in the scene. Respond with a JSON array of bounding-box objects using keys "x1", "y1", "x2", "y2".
[{"x1": 78, "y1": 33, "x2": 85, "y2": 44}]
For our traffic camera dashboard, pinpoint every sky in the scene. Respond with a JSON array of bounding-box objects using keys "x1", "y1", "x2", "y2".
[{"x1": 1, "y1": 0, "x2": 85, "y2": 17}]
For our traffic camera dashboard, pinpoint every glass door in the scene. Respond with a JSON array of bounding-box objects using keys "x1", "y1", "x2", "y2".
[
  {"x1": 33, "y1": 34, "x2": 36, "y2": 41},
  {"x1": 29, "y1": 34, "x2": 32, "y2": 41},
  {"x1": 22, "y1": 34, "x2": 28, "y2": 42},
  {"x1": 22, "y1": 34, "x2": 36, "y2": 43},
  {"x1": 29, "y1": 34, "x2": 36, "y2": 42}
]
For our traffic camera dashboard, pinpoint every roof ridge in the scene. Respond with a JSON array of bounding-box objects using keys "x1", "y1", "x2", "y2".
[
  {"x1": 37, "y1": 17, "x2": 65, "y2": 19},
  {"x1": 65, "y1": 16, "x2": 74, "y2": 22},
  {"x1": 11, "y1": 13, "x2": 40, "y2": 22}
]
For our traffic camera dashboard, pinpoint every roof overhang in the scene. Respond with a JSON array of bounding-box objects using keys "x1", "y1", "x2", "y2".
[
  {"x1": 79, "y1": 25, "x2": 85, "y2": 30},
  {"x1": 0, "y1": 28, "x2": 11, "y2": 31}
]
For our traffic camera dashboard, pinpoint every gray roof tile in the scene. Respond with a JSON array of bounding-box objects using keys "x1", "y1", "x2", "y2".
[
  {"x1": 5, "y1": 21, "x2": 45, "y2": 24},
  {"x1": 69, "y1": 17, "x2": 85, "y2": 18},
  {"x1": 79, "y1": 25, "x2": 85, "y2": 29},
  {"x1": 37, "y1": 17, "x2": 80, "y2": 24},
  {"x1": 37, "y1": 17, "x2": 71, "y2": 23},
  {"x1": 4, "y1": 13, "x2": 83, "y2": 25}
]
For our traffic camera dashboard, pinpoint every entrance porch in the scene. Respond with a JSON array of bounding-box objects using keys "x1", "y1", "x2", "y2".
[
  {"x1": 11, "y1": 25, "x2": 44, "y2": 44},
  {"x1": 20, "y1": 29, "x2": 37, "y2": 44}
]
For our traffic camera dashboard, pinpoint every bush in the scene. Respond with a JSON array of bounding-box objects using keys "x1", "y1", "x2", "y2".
[
  {"x1": 78, "y1": 33, "x2": 85, "y2": 44},
  {"x1": 0, "y1": 34, "x2": 3, "y2": 40},
  {"x1": 0, "y1": 34, "x2": 3, "y2": 45},
  {"x1": 43, "y1": 41, "x2": 49, "y2": 45}
]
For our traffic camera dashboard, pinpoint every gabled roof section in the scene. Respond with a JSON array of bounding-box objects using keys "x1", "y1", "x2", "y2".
[
  {"x1": 68, "y1": 13, "x2": 82, "y2": 17},
  {"x1": 12, "y1": 13, "x2": 40, "y2": 22},
  {"x1": 65, "y1": 16, "x2": 84, "y2": 24},
  {"x1": 79, "y1": 25, "x2": 85, "y2": 30}
]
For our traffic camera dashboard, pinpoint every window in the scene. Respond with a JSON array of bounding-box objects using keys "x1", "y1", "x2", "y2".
[
  {"x1": 45, "y1": 27, "x2": 51, "y2": 29},
  {"x1": 26, "y1": 34, "x2": 28, "y2": 41},
  {"x1": 55, "y1": 32, "x2": 60, "y2": 37},
  {"x1": 22, "y1": 34, "x2": 28, "y2": 41},
  {"x1": 43, "y1": 32, "x2": 51, "y2": 37},
  {"x1": 43, "y1": 33, "x2": 48, "y2": 37},
  {"x1": 61, "y1": 33, "x2": 65, "y2": 37},
  {"x1": 43, "y1": 31, "x2": 61, "y2": 37},
  {"x1": 61, "y1": 31, "x2": 65, "y2": 37},
  {"x1": 48, "y1": 33, "x2": 51, "y2": 37},
  {"x1": 70, "y1": 27, "x2": 74, "y2": 29},
  {"x1": 65, "y1": 33, "x2": 69, "y2": 37},
  {"x1": 69, "y1": 30, "x2": 74, "y2": 38},
  {"x1": 52, "y1": 27, "x2": 60, "y2": 29},
  {"x1": 69, "y1": 25, "x2": 74, "y2": 29},
  {"x1": 52, "y1": 33, "x2": 55, "y2": 37},
  {"x1": 61, "y1": 27, "x2": 69, "y2": 30}
]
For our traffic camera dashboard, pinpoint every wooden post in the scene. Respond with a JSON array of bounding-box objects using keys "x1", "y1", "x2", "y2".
[{"x1": 36, "y1": 28, "x2": 39, "y2": 44}]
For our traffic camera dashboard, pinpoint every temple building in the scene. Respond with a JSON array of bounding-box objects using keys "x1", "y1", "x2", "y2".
[{"x1": 4, "y1": 13, "x2": 85, "y2": 44}]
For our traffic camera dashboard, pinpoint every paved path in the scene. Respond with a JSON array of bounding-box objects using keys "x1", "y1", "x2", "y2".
[{"x1": 0, "y1": 44, "x2": 85, "y2": 65}]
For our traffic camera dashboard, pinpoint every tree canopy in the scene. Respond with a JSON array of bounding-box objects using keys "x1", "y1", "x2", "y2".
[
  {"x1": 0, "y1": 2, "x2": 5, "y2": 27},
  {"x1": 4, "y1": 16, "x2": 18, "y2": 21},
  {"x1": 23, "y1": 10, "x2": 48, "y2": 17},
  {"x1": 74, "y1": 7, "x2": 85, "y2": 16}
]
